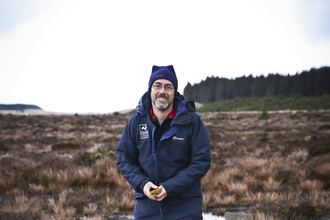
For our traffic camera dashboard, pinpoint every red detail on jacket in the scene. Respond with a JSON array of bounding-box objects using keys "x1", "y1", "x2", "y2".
[{"x1": 150, "y1": 107, "x2": 175, "y2": 121}]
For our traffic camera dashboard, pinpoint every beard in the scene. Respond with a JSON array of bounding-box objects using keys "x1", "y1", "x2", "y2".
[{"x1": 152, "y1": 94, "x2": 174, "y2": 111}]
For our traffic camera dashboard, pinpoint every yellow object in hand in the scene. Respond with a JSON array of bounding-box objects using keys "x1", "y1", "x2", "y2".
[{"x1": 150, "y1": 189, "x2": 161, "y2": 197}]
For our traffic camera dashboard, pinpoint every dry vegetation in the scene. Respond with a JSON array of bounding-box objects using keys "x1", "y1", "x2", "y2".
[{"x1": 0, "y1": 111, "x2": 330, "y2": 219}]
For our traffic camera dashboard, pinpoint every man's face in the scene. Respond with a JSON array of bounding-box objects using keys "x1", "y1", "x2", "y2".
[{"x1": 151, "y1": 79, "x2": 175, "y2": 111}]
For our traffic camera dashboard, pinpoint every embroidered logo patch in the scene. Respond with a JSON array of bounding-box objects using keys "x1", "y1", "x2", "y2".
[
  {"x1": 139, "y1": 124, "x2": 148, "y2": 139},
  {"x1": 155, "y1": 74, "x2": 163, "y2": 79},
  {"x1": 173, "y1": 136, "x2": 184, "y2": 141}
]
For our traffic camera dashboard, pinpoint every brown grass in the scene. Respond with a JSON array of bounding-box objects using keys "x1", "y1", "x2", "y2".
[
  {"x1": 300, "y1": 179, "x2": 324, "y2": 192},
  {"x1": 262, "y1": 177, "x2": 282, "y2": 191},
  {"x1": 227, "y1": 182, "x2": 248, "y2": 197},
  {"x1": 0, "y1": 111, "x2": 330, "y2": 219}
]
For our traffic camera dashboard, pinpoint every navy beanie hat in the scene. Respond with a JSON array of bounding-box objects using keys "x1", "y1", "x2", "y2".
[{"x1": 148, "y1": 65, "x2": 178, "y2": 94}]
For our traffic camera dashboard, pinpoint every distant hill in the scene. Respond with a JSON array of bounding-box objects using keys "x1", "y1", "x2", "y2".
[{"x1": 0, "y1": 104, "x2": 43, "y2": 112}]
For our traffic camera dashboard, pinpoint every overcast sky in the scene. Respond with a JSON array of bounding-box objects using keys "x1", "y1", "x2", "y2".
[{"x1": 1, "y1": 0, "x2": 330, "y2": 113}]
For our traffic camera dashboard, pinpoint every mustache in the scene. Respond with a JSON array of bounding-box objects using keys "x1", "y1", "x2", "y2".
[{"x1": 156, "y1": 94, "x2": 168, "y2": 99}]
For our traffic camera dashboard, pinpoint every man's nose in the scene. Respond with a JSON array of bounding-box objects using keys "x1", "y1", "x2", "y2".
[{"x1": 159, "y1": 86, "x2": 166, "y2": 93}]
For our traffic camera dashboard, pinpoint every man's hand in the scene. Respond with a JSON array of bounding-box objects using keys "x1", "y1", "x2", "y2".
[
  {"x1": 154, "y1": 185, "x2": 167, "y2": 202},
  {"x1": 143, "y1": 181, "x2": 158, "y2": 200},
  {"x1": 143, "y1": 182, "x2": 167, "y2": 201}
]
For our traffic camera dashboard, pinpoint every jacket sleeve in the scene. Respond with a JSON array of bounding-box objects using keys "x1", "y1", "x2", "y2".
[
  {"x1": 116, "y1": 116, "x2": 148, "y2": 193},
  {"x1": 162, "y1": 114, "x2": 211, "y2": 197}
]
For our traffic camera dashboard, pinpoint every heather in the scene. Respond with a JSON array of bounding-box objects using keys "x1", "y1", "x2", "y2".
[{"x1": 0, "y1": 111, "x2": 330, "y2": 219}]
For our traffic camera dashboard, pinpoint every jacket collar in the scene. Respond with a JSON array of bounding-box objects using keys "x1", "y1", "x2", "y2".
[{"x1": 150, "y1": 105, "x2": 175, "y2": 121}]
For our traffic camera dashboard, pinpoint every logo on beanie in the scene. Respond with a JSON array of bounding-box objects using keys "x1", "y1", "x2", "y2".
[{"x1": 155, "y1": 74, "x2": 163, "y2": 79}]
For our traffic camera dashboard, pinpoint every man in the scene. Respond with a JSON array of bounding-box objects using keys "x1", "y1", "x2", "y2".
[{"x1": 116, "y1": 65, "x2": 211, "y2": 220}]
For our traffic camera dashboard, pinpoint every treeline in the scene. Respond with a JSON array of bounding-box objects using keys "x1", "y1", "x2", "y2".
[{"x1": 183, "y1": 66, "x2": 330, "y2": 104}]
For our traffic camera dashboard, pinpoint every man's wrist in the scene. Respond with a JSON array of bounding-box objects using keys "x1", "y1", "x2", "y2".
[
  {"x1": 139, "y1": 179, "x2": 150, "y2": 192},
  {"x1": 161, "y1": 184, "x2": 169, "y2": 195}
]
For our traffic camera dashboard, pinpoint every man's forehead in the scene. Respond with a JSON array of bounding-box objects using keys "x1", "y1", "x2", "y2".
[{"x1": 153, "y1": 79, "x2": 173, "y2": 85}]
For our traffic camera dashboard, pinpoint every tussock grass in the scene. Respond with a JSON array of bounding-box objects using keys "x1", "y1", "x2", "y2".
[
  {"x1": 0, "y1": 193, "x2": 43, "y2": 217},
  {"x1": 200, "y1": 111, "x2": 330, "y2": 219},
  {"x1": 227, "y1": 182, "x2": 248, "y2": 197},
  {"x1": 213, "y1": 194, "x2": 236, "y2": 206},
  {"x1": 1, "y1": 112, "x2": 330, "y2": 218},
  {"x1": 262, "y1": 177, "x2": 282, "y2": 191}
]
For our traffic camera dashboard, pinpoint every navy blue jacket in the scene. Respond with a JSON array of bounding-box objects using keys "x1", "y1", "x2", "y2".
[{"x1": 116, "y1": 92, "x2": 211, "y2": 219}]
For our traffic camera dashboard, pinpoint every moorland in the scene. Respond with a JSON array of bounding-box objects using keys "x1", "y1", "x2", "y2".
[{"x1": 0, "y1": 110, "x2": 330, "y2": 219}]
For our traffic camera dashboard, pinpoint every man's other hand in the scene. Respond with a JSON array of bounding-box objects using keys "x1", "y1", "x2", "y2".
[
  {"x1": 154, "y1": 185, "x2": 167, "y2": 202},
  {"x1": 143, "y1": 181, "x2": 158, "y2": 200}
]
